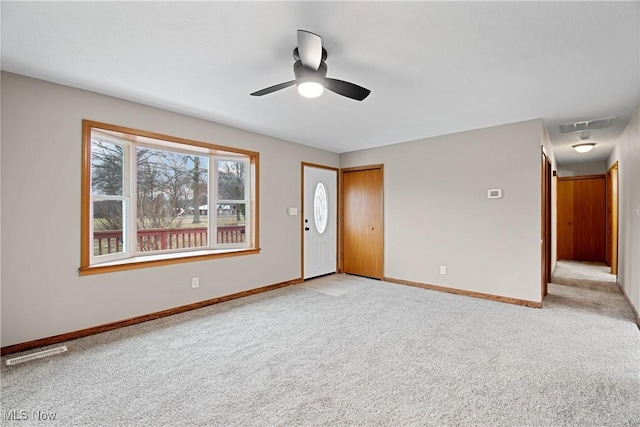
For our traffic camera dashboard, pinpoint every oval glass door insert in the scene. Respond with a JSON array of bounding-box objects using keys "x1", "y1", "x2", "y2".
[{"x1": 313, "y1": 182, "x2": 328, "y2": 234}]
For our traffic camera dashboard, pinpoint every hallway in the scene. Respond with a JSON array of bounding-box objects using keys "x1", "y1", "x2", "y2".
[{"x1": 547, "y1": 260, "x2": 636, "y2": 323}]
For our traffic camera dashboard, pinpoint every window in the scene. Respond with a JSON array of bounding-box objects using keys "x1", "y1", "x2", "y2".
[{"x1": 81, "y1": 120, "x2": 259, "y2": 274}]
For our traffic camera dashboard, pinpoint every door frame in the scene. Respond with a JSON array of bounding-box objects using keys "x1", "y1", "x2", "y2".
[
  {"x1": 606, "y1": 161, "x2": 619, "y2": 276},
  {"x1": 301, "y1": 162, "x2": 339, "y2": 280},
  {"x1": 541, "y1": 150, "x2": 552, "y2": 299},
  {"x1": 339, "y1": 164, "x2": 384, "y2": 278}
]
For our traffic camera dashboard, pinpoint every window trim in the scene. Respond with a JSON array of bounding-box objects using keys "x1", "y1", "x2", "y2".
[{"x1": 80, "y1": 120, "x2": 260, "y2": 276}]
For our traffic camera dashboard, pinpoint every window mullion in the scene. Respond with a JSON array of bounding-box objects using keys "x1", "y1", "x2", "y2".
[
  {"x1": 211, "y1": 155, "x2": 218, "y2": 248},
  {"x1": 244, "y1": 158, "x2": 251, "y2": 245},
  {"x1": 127, "y1": 142, "x2": 136, "y2": 257}
]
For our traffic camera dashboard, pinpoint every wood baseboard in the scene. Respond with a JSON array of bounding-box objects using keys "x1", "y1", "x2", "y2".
[
  {"x1": 383, "y1": 277, "x2": 542, "y2": 308},
  {"x1": 617, "y1": 282, "x2": 640, "y2": 328},
  {"x1": 1, "y1": 278, "x2": 303, "y2": 356}
]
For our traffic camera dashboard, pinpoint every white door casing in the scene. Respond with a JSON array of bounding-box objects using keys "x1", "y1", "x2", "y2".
[{"x1": 303, "y1": 166, "x2": 337, "y2": 279}]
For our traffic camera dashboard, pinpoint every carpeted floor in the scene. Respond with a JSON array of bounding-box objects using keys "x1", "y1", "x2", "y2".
[{"x1": 2, "y1": 262, "x2": 639, "y2": 426}]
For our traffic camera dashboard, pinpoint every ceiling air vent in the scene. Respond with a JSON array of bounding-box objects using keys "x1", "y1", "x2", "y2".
[{"x1": 560, "y1": 117, "x2": 615, "y2": 133}]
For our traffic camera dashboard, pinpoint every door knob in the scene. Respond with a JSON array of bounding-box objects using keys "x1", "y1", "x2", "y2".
[{"x1": 369, "y1": 227, "x2": 374, "y2": 230}]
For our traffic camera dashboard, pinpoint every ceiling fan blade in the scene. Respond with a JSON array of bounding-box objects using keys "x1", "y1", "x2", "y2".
[
  {"x1": 250, "y1": 80, "x2": 296, "y2": 96},
  {"x1": 324, "y1": 78, "x2": 371, "y2": 101},
  {"x1": 297, "y1": 29, "x2": 322, "y2": 70}
]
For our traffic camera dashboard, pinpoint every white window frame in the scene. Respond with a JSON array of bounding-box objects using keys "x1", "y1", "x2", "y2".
[
  {"x1": 89, "y1": 134, "x2": 131, "y2": 265},
  {"x1": 213, "y1": 156, "x2": 251, "y2": 250}
]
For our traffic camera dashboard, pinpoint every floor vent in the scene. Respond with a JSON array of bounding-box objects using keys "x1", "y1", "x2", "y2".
[
  {"x1": 5, "y1": 346, "x2": 68, "y2": 366},
  {"x1": 559, "y1": 117, "x2": 615, "y2": 133}
]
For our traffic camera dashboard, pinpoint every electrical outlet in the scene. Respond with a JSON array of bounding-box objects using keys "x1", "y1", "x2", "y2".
[
  {"x1": 439, "y1": 266, "x2": 447, "y2": 275},
  {"x1": 191, "y1": 277, "x2": 199, "y2": 288}
]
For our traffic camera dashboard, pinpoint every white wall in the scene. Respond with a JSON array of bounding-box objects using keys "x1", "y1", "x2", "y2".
[
  {"x1": 0, "y1": 72, "x2": 339, "y2": 347},
  {"x1": 608, "y1": 105, "x2": 640, "y2": 321},
  {"x1": 340, "y1": 119, "x2": 544, "y2": 303},
  {"x1": 557, "y1": 160, "x2": 608, "y2": 177}
]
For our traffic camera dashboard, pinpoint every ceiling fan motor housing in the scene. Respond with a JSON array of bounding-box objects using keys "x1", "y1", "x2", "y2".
[{"x1": 294, "y1": 60, "x2": 328, "y2": 81}]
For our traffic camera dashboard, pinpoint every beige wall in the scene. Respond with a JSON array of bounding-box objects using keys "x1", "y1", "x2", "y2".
[
  {"x1": 608, "y1": 105, "x2": 640, "y2": 320},
  {"x1": 557, "y1": 160, "x2": 608, "y2": 177},
  {"x1": 541, "y1": 125, "x2": 558, "y2": 275},
  {"x1": 340, "y1": 119, "x2": 544, "y2": 303},
  {"x1": 0, "y1": 71, "x2": 566, "y2": 347},
  {"x1": 0, "y1": 72, "x2": 339, "y2": 347}
]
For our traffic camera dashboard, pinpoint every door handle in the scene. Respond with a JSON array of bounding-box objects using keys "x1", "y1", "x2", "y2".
[{"x1": 305, "y1": 227, "x2": 310, "y2": 231}]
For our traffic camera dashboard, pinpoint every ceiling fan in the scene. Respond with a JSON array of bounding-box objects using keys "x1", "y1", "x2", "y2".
[{"x1": 250, "y1": 30, "x2": 371, "y2": 101}]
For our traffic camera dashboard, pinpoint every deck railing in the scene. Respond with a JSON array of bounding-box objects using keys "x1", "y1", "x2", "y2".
[{"x1": 94, "y1": 226, "x2": 245, "y2": 255}]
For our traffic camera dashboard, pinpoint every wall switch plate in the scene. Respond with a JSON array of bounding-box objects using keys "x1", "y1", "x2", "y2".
[
  {"x1": 191, "y1": 277, "x2": 199, "y2": 288},
  {"x1": 287, "y1": 207, "x2": 298, "y2": 216},
  {"x1": 440, "y1": 266, "x2": 447, "y2": 275}
]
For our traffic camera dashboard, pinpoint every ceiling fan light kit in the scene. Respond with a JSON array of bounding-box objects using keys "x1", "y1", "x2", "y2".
[
  {"x1": 297, "y1": 81, "x2": 324, "y2": 98},
  {"x1": 251, "y1": 30, "x2": 371, "y2": 101},
  {"x1": 295, "y1": 59, "x2": 326, "y2": 98}
]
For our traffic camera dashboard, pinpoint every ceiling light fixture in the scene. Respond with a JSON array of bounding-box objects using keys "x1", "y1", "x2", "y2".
[{"x1": 572, "y1": 143, "x2": 596, "y2": 153}]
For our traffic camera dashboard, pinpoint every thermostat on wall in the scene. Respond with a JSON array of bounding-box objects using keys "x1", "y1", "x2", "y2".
[{"x1": 487, "y1": 189, "x2": 502, "y2": 199}]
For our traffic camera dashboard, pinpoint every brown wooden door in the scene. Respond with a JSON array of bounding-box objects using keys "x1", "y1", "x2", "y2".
[
  {"x1": 341, "y1": 166, "x2": 383, "y2": 279},
  {"x1": 557, "y1": 175, "x2": 606, "y2": 262}
]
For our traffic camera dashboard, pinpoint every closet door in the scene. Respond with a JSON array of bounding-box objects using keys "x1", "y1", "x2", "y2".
[{"x1": 341, "y1": 166, "x2": 384, "y2": 279}]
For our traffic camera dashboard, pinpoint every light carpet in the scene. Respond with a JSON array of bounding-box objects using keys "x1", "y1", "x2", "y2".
[{"x1": 1, "y1": 264, "x2": 639, "y2": 426}]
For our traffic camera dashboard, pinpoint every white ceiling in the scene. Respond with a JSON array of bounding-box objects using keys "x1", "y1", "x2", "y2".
[{"x1": 2, "y1": 1, "x2": 638, "y2": 165}]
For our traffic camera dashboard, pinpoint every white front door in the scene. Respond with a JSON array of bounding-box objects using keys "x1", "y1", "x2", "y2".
[{"x1": 303, "y1": 165, "x2": 337, "y2": 279}]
